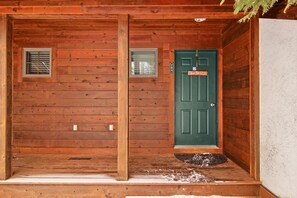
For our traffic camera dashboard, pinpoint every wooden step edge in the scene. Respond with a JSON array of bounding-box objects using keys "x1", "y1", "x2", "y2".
[{"x1": 0, "y1": 179, "x2": 262, "y2": 186}]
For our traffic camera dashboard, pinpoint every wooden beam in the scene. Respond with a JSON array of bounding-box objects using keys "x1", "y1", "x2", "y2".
[
  {"x1": 0, "y1": 14, "x2": 12, "y2": 180},
  {"x1": 12, "y1": 14, "x2": 118, "y2": 20},
  {"x1": 249, "y1": 16, "x2": 260, "y2": 180},
  {"x1": 0, "y1": 6, "x2": 244, "y2": 19},
  {"x1": 117, "y1": 14, "x2": 129, "y2": 181},
  {"x1": 0, "y1": 0, "x2": 235, "y2": 6}
]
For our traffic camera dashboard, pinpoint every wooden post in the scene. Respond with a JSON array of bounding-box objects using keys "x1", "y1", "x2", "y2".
[
  {"x1": 249, "y1": 16, "x2": 260, "y2": 180},
  {"x1": 0, "y1": 14, "x2": 12, "y2": 180},
  {"x1": 117, "y1": 14, "x2": 129, "y2": 181}
]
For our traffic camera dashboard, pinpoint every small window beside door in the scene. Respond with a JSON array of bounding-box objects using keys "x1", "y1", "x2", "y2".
[
  {"x1": 22, "y1": 48, "x2": 52, "y2": 77},
  {"x1": 129, "y1": 48, "x2": 158, "y2": 77}
]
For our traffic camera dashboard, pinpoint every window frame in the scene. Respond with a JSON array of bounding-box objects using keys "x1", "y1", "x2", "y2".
[
  {"x1": 129, "y1": 48, "x2": 158, "y2": 78},
  {"x1": 22, "y1": 48, "x2": 52, "y2": 78}
]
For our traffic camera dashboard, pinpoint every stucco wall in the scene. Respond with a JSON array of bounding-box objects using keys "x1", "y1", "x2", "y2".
[{"x1": 260, "y1": 19, "x2": 297, "y2": 197}]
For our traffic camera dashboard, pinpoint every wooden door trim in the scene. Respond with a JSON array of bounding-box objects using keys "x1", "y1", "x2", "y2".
[
  {"x1": 218, "y1": 49, "x2": 223, "y2": 150},
  {"x1": 168, "y1": 49, "x2": 175, "y2": 150},
  {"x1": 169, "y1": 49, "x2": 223, "y2": 153}
]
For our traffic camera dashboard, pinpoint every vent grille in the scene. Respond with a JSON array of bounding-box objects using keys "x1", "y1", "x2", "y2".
[{"x1": 23, "y1": 48, "x2": 52, "y2": 77}]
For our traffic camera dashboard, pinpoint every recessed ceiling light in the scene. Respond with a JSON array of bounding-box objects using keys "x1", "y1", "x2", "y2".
[{"x1": 194, "y1": 18, "x2": 206, "y2": 22}]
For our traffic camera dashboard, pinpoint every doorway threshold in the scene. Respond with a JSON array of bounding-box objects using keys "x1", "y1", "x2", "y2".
[
  {"x1": 174, "y1": 145, "x2": 222, "y2": 154},
  {"x1": 175, "y1": 145, "x2": 218, "y2": 149}
]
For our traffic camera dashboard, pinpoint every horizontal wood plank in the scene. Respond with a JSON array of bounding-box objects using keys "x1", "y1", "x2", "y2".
[
  {"x1": 1, "y1": 0, "x2": 235, "y2": 7},
  {"x1": 0, "y1": 6, "x2": 243, "y2": 20}
]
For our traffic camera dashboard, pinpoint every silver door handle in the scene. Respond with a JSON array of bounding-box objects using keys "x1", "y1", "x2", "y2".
[{"x1": 210, "y1": 103, "x2": 216, "y2": 107}]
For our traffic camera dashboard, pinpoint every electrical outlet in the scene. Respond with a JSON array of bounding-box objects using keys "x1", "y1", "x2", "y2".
[
  {"x1": 73, "y1": 124, "x2": 78, "y2": 131},
  {"x1": 108, "y1": 124, "x2": 114, "y2": 131}
]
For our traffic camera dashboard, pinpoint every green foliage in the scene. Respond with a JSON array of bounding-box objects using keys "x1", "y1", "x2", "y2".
[{"x1": 220, "y1": 0, "x2": 297, "y2": 22}]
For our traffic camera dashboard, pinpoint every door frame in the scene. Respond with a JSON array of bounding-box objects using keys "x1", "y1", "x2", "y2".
[{"x1": 169, "y1": 48, "x2": 223, "y2": 154}]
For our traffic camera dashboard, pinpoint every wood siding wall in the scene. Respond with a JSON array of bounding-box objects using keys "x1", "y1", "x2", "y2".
[
  {"x1": 129, "y1": 20, "x2": 222, "y2": 154},
  {"x1": 222, "y1": 22, "x2": 251, "y2": 171},
  {"x1": 13, "y1": 19, "x2": 119, "y2": 154},
  {"x1": 12, "y1": 19, "x2": 222, "y2": 155}
]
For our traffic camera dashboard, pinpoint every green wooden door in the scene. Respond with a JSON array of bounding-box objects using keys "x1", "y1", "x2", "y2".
[{"x1": 175, "y1": 50, "x2": 217, "y2": 145}]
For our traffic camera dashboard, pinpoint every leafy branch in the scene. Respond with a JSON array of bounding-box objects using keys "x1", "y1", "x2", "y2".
[{"x1": 220, "y1": 0, "x2": 297, "y2": 22}]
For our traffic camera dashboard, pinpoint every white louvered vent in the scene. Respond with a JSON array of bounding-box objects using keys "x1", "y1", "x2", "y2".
[
  {"x1": 23, "y1": 48, "x2": 52, "y2": 77},
  {"x1": 130, "y1": 48, "x2": 158, "y2": 77}
]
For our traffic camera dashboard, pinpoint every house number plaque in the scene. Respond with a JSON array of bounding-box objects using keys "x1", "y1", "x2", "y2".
[{"x1": 188, "y1": 70, "x2": 208, "y2": 76}]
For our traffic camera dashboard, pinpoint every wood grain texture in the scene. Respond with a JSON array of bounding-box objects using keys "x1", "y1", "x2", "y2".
[
  {"x1": 117, "y1": 14, "x2": 129, "y2": 181},
  {"x1": 129, "y1": 19, "x2": 223, "y2": 153},
  {"x1": 260, "y1": 185, "x2": 277, "y2": 198},
  {"x1": 218, "y1": 49, "x2": 224, "y2": 149},
  {"x1": 0, "y1": 15, "x2": 12, "y2": 180},
  {"x1": 147, "y1": 23, "x2": 224, "y2": 152},
  {"x1": 10, "y1": 153, "x2": 255, "y2": 180},
  {"x1": 0, "y1": 184, "x2": 260, "y2": 197},
  {"x1": 249, "y1": 16, "x2": 260, "y2": 180},
  {"x1": 0, "y1": 1, "x2": 243, "y2": 20},
  {"x1": 1, "y1": 153, "x2": 260, "y2": 196},
  {"x1": 0, "y1": 0, "x2": 235, "y2": 6},
  {"x1": 0, "y1": 14, "x2": 8, "y2": 180},
  {"x1": 222, "y1": 18, "x2": 260, "y2": 179},
  {"x1": 12, "y1": 19, "x2": 119, "y2": 155},
  {"x1": 168, "y1": 48, "x2": 175, "y2": 148},
  {"x1": 222, "y1": 22, "x2": 251, "y2": 172},
  {"x1": 12, "y1": 18, "x2": 223, "y2": 156}
]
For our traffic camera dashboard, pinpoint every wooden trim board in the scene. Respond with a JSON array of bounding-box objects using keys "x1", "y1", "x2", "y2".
[
  {"x1": 168, "y1": 49, "x2": 175, "y2": 148},
  {"x1": 218, "y1": 49, "x2": 224, "y2": 150},
  {"x1": 117, "y1": 14, "x2": 129, "y2": 181},
  {"x1": 0, "y1": 14, "x2": 8, "y2": 180},
  {"x1": 0, "y1": 183, "x2": 260, "y2": 197},
  {"x1": 0, "y1": 0, "x2": 236, "y2": 6},
  {"x1": 0, "y1": 6, "x2": 244, "y2": 20},
  {"x1": 249, "y1": 16, "x2": 260, "y2": 180}
]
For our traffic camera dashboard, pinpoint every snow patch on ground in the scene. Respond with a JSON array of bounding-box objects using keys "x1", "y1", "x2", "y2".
[
  {"x1": 161, "y1": 170, "x2": 212, "y2": 183},
  {"x1": 140, "y1": 168, "x2": 214, "y2": 183}
]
